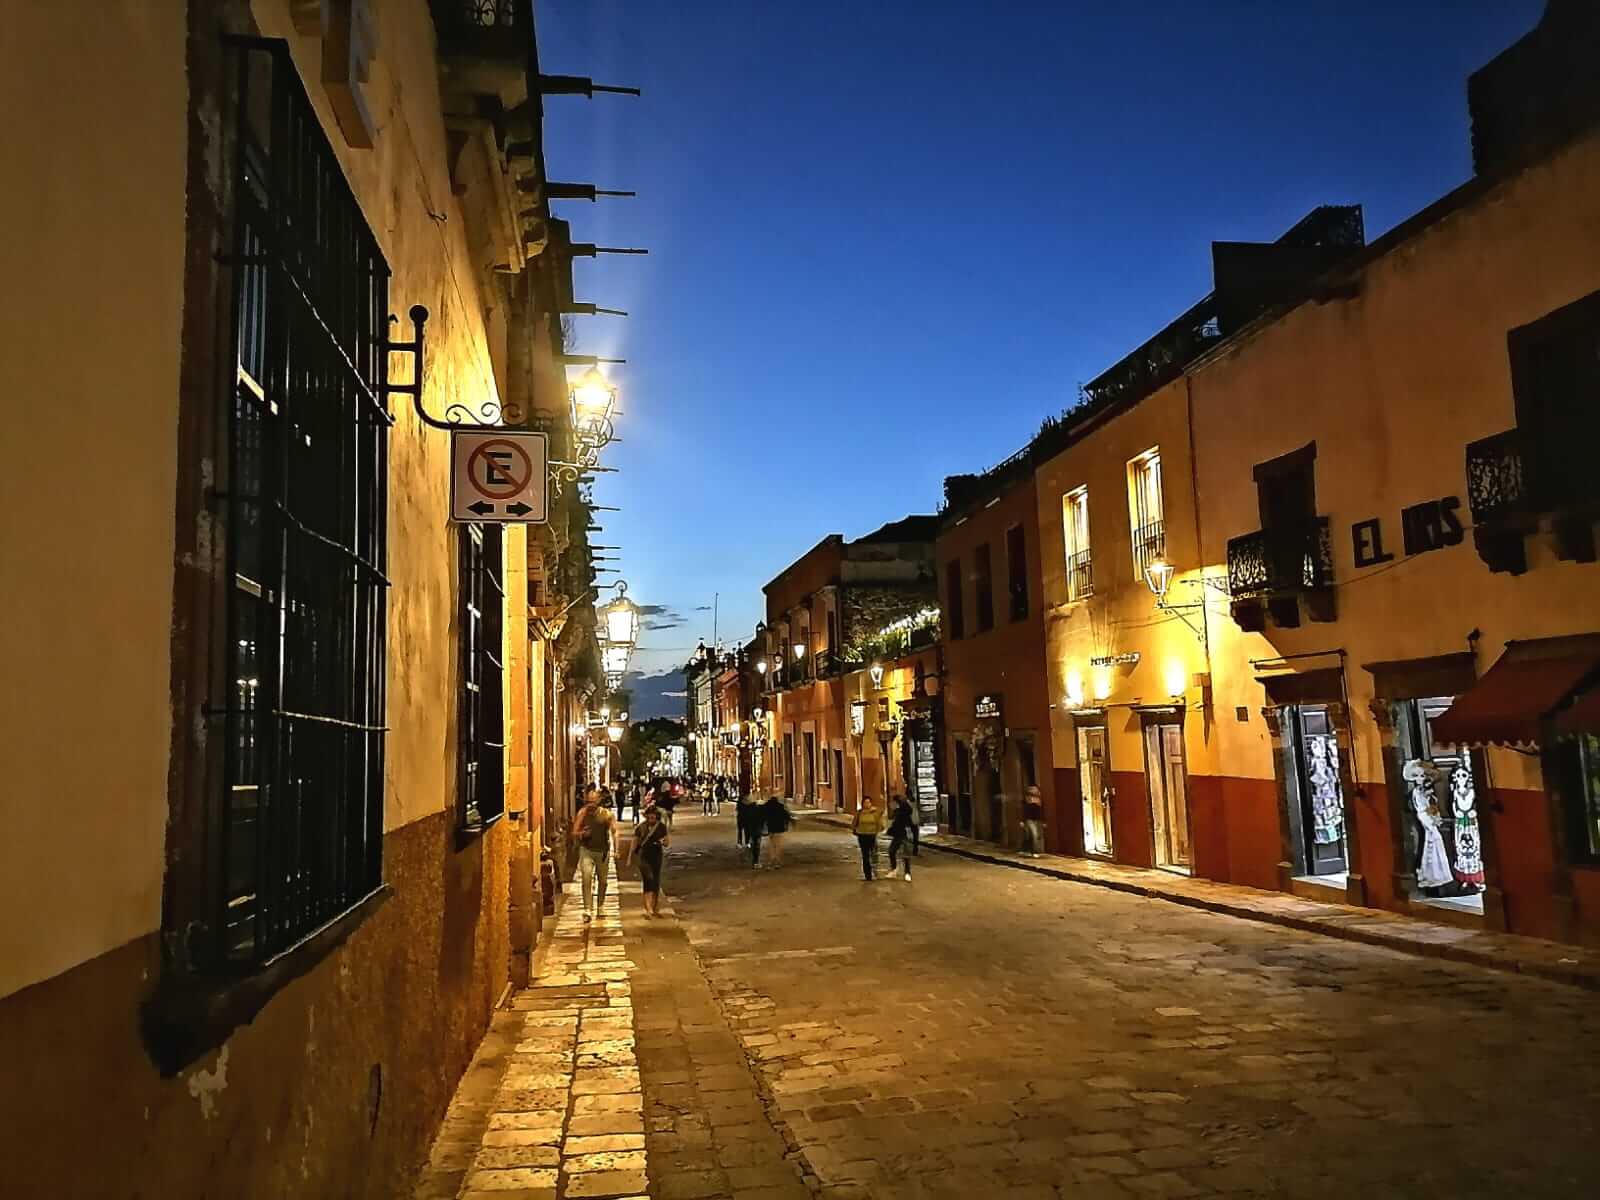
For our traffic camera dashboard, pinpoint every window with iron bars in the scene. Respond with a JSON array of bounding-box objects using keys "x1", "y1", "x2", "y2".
[
  {"x1": 459, "y1": 524, "x2": 506, "y2": 834},
  {"x1": 1128, "y1": 449, "x2": 1165, "y2": 583},
  {"x1": 218, "y1": 41, "x2": 390, "y2": 968},
  {"x1": 1063, "y1": 487, "x2": 1093, "y2": 600}
]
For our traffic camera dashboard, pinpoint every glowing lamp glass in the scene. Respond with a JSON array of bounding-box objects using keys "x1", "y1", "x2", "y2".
[{"x1": 1144, "y1": 556, "x2": 1175, "y2": 600}]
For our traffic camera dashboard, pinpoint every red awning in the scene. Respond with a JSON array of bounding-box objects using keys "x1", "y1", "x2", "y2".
[
  {"x1": 1556, "y1": 689, "x2": 1600, "y2": 737},
  {"x1": 1430, "y1": 638, "x2": 1600, "y2": 748}
]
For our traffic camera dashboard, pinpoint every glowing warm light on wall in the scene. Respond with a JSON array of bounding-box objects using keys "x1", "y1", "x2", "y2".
[
  {"x1": 1066, "y1": 669, "x2": 1085, "y2": 709},
  {"x1": 1164, "y1": 659, "x2": 1187, "y2": 698},
  {"x1": 1092, "y1": 668, "x2": 1111, "y2": 702}
]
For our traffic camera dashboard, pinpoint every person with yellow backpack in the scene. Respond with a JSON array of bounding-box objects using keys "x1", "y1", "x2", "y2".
[{"x1": 851, "y1": 797, "x2": 885, "y2": 880}]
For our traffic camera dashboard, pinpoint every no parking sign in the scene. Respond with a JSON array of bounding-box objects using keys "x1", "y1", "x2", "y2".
[{"x1": 450, "y1": 430, "x2": 548, "y2": 524}]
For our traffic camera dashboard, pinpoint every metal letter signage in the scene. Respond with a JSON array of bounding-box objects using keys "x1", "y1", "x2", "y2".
[
  {"x1": 451, "y1": 430, "x2": 549, "y2": 524},
  {"x1": 1350, "y1": 496, "x2": 1463, "y2": 567}
]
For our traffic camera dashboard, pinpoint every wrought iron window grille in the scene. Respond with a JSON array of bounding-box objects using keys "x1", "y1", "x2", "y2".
[
  {"x1": 459, "y1": 523, "x2": 507, "y2": 837},
  {"x1": 209, "y1": 38, "x2": 394, "y2": 969}
]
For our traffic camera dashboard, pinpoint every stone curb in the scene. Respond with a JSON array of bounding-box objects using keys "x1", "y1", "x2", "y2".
[{"x1": 801, "y1": 811, "x2": 1600, "y2": 993}]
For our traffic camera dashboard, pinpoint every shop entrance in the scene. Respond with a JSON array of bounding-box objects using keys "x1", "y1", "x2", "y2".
[
  {"x1": 1285, "y1": 704, "x2": 1347, "y2": 878},
  {"x1": 1143, "y1": 719, "x2": 1191, "y2": 871},
  {"x1": 1077, "y1": 722, "x2": 1112, "y2": 857},
  {"x1": 1393, "y1": 696, "x2": 1485, "y2": 915},
  {"x1": 953, "y1": 738, "x2": 973, "y2": 834}
]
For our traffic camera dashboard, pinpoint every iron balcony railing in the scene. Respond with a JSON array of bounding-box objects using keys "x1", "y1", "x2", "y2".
[
  {"x1": 429, "y1": 0, "x2": 531, "y2": 63},
  {"x1": 1131, "y1": 519, "x2": 1166, "y2": 584},
  {"x1": 1227, "y1": 518, "x2": 1334, "y2": 599},
  {"x1": 1465, "y1": 428, "x2": 1528, "y2": 527},
  {"x1": 1067, "y1": 549, "x2": 1094, "y2": 600}
]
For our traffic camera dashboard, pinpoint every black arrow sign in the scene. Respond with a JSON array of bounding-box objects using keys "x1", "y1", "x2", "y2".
[
  {"x1": 467, "y1": 501, "x2": 496, "y2": 515},
  {"x1": 506, "y1": 502, "x2": 534, "y2": 517}
]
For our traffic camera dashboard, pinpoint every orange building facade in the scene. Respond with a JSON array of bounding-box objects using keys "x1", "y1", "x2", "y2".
[{"x1": 938, "y1": 466, "x2": 1056, "y2": 848}]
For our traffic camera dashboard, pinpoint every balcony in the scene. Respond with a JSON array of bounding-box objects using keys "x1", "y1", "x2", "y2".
[
  {"x1": 430, "y1": 1, "x2": 531, "y2": 96},
  {"x1": 1067, "y1": 550, "x2": 1094, "y2": 601},
  {"x1": 1227, "y1": 517, "x2": 1334, "y2": 629},
  {"x1": 1467, "y1": 425, "x2": 1598, "y2": 573}
]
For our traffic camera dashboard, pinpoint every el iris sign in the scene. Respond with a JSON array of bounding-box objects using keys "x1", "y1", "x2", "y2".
[
  {"x1": 975, "y1": 694, "x2": 1003, "y2": 722},
  {"x1": 1352, "y1": 496, "x2": 1464, "y2": 568}
]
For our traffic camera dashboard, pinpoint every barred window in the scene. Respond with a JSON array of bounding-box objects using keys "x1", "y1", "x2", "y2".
[
  {"x1": 459, "y1": 523, "x2": 506, "y2": 833},
  {"x1": 220, "y1": 42, "x2": 390, "y2": 966}
]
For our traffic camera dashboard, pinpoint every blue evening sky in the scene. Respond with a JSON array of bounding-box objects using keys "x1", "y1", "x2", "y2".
[{"x1": 536, "y1": 1, "x2": 1542, "y2": 680}]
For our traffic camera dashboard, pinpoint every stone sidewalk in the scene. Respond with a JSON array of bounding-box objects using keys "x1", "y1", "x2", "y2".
[
  {"x1": 414, "y1": 864, "x2": 648, "y2": 1200},
  {"x1": 804, "y1": 811, "x2": 1600, "y2": 991}
]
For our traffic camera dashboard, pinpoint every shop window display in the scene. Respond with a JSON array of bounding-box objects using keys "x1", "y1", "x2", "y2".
[{"x1": 1396, "y1": 697, "x2": 1484, "y2": 910}]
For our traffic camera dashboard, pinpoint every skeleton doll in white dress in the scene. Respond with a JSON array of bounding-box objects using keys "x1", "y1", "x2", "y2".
[
  {"x1": 1451, "y1": 764, "x2": 1485, "y2": 887},
  {"x1": 1403, "y1": 759, "x2": 1455, "y2": 889}
]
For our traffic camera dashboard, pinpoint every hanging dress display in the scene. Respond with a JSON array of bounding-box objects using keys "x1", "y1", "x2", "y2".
[
  {"x1": 1403, "y1": 759, "x2": 1455, "y2": 889},
  {"x1": 1450, "y1": 764, "x2": 1485, "y2": 887},
  {"x1": 1307, "y1": 734, "x2": 1343, "y2": 845}
]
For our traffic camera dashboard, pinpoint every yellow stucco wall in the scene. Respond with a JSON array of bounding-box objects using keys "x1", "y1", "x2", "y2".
[
  {"x1": 1190, "y1": 127, "x2": 1600, "y2": 792},
  {"x1": 1033, "y1": 379, "x2": 1219, "y2": 779},
  {"x1": 247, "y1": 1, "x2": 511, "y2": 835},
  {"x1": 0, "y1": 1, "x2": 187, "y2": 999}
]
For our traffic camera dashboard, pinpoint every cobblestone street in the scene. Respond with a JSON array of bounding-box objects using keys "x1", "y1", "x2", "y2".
[
  {"x1": 651, "y1": 811, "x2": 1599, "y2": 1200},
  {"x1": 423, "y1": 811, "x2": 1600, "y2": 1199}
]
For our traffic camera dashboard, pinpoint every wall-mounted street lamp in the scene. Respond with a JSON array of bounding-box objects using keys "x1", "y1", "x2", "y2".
[
  {"x1": 569, "y1": 721, "x2": 587, "y2": 736},
  {"x1": 599, "y1": 705, "x2": 611, "y2": 720},
  {"x1": 1143, "y1": 556, "x2": 1176, "y2": 602},
  {"x1": 869, "y1": 662, "x2": 885, "y2": 688},
  {"x1": 607, "y1": 724, "x2": 624, "y2": 743},
  {"x1": 792, "y1": 643, "x2": 806, "y2": 660},
  {"x1": 571, "y1": 365, "x2": 617, "y2": 445},
  {"x1": 756, "y1": 659, "x2": 769, "y2": 675}
]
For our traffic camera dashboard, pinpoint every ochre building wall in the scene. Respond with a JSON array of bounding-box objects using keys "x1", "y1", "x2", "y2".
[{"x1": 1189, "y1": 125, "x2": 1600, "y2": 936}]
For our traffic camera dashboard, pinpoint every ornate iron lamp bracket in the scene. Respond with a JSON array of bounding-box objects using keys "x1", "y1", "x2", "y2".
[{"x1": 384, "y1": 304, "x2": 532, "y2": 431}]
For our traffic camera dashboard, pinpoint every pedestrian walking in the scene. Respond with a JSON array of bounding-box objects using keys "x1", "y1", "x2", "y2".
[
  {"x1": 762, "y1": 794, "x2": 792, "y2": 867},
  {"x1": 852, "y1": 798, "x2": 884, "y2": 881},
  {"x1": 887, "y1": 794, "x2": 915, "y2": 881},
  {"x1": 735, "y1": 791, "x2": 752, "y2": 848},
  {"x1": 570, "y1": 787, "x2": 615, "y2": 922},
  {"x1": 629, "y1": 805, "x2": 671, "y2": 918},
  {"x1": 745, "y1": 794, "x2": 766, "y2": 868},
  {"x1": 656, "y1": 782, "x2": 678, "y2": 828},
  {"x1": 1022, "y1": 784, "x2": 1045, "y2": 858}
]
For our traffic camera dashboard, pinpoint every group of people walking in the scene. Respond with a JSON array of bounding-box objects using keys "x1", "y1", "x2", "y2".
[
  {"x1": 569, "y1": 775, "x2": 692, "y2": 922},
  {"x1": 851, "y1": 794, "x2": 920, "y2": 881},
  {"x1": 736, "y1": 792, "x2": 793, "y2": 868}
]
